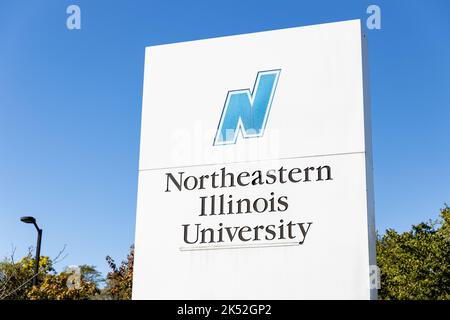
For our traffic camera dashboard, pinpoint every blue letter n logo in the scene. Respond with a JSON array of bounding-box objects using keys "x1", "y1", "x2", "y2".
[{"x1": 213, "y1": 69, "x2": 281, "y2": 146}]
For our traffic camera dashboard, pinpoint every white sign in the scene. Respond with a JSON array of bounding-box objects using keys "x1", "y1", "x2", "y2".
[{"x1": 133, "y1": 19, "x2": 377, "y2": 299}]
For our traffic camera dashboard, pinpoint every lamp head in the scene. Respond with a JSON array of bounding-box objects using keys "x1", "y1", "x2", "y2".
[{"x1": 20, "y1": 216, "x2": 36, "y2": 224}]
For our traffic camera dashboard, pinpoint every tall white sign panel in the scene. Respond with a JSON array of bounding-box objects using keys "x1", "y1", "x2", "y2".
[{"x1": 133, "y1": 19, "x2": 377, "y2": 299}]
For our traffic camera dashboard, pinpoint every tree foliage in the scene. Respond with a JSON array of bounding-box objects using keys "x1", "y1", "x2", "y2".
[
  {"x1": 27, "y1": 265, "x2": 100, "y2": 300},
  {"x1": 105, "y1": 246, "x2": 134, "y2": 300},
  {"x1": 377, "y1": 205, "x2": 450, "y2": 299},
  {"x1": 3, "y1": 207, "x2": 449, "y2": 300},
  {"x1": 0, "y1": 251, "x2": 102, "y2": 300},
  {"x1": 0, "y1": 252, "x2": 53, "y2": 299}
]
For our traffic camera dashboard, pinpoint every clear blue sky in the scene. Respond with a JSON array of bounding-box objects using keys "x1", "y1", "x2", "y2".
[{"x1": 1, "y1": 0, "x2": 449, "y2": 277}]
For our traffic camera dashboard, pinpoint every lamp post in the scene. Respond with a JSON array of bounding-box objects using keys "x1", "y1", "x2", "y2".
[{"x1": 20, "y1": 216, "x2": 42, "y2": 286}]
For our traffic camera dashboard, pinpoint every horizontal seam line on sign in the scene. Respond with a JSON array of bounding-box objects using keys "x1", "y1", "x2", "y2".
[
  {"x1": 139, "y1": 151, "x2": 366, "y2": 172},
  {"x1": 179, "y1": 241, "x2": 300, "y2": 251}
]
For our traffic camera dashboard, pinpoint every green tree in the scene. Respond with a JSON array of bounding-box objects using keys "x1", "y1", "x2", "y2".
[
  {"x1": 105, "y1": 245, "x2": 134, "y2": 300},
  {"x1": 77, "y1": 264, "x2": 104, "y2": 288},
  {"x1": 377, "y1": 205, "x2": 450, "y2": 299}
]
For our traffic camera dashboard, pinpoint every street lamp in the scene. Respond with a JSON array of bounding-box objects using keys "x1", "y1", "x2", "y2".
[{"x1": 20, "y1": 216, "x2": 42, "y2": 286}]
